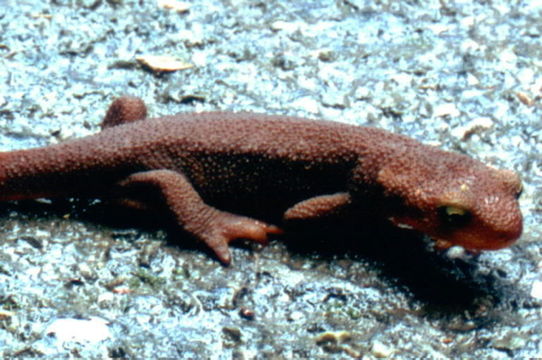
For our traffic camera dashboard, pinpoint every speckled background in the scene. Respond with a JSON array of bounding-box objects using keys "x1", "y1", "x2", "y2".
[{"x1": 0, "y1": 0, "x2": 541, "y2": 358}]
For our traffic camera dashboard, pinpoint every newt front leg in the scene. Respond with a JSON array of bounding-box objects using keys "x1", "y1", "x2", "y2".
[{"x1": 283, "y1": 193, "x2": 352, "y2": 220}]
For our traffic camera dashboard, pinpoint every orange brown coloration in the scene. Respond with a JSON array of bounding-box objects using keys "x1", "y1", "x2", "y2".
[{"x1": 0, "y1": 97, "x2": 523, "y2": 264}]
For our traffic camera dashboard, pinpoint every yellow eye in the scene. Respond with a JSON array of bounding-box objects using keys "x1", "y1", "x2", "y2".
[{"x1": 438, "y1": 206, "x2": 472, "y2": 227}]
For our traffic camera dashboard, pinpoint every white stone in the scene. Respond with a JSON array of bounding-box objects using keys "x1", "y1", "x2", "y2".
[
  {"x1": 531, "y1": 280, "x2": 542, "y2": 300},
  {"x1": 46, "y1": 317, "x2": 111, "y2": 343},
  {"x1": 433, "y1": 103, "x2": 460, "y2": 118},
  {"x1": 372, "y1": 341, "x2": 393, "y2": 358}
]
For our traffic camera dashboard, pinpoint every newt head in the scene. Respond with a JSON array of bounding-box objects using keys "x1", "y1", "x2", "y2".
[{"x1": 377, "y1": 151, "x2": 523, "y2": 252}]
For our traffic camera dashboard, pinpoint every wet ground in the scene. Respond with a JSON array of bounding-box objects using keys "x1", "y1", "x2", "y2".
[{"x1": 1, "y1": 0, "x2": 541, "y2": 358}]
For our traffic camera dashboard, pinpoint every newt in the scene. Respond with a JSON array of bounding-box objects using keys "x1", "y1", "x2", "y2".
[{"x1": 0, "y1": 97, "x2": 523, "y2": 264}]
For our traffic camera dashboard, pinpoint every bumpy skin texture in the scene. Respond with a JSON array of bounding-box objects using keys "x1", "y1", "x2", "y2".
[{"x1": 0, "y1": 97, "x2": 523, "y2": 264}]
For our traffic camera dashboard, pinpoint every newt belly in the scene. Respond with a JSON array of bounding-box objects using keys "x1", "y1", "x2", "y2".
[{"x1": 0, "y1": 97, "x2": 523, "y2": 264}]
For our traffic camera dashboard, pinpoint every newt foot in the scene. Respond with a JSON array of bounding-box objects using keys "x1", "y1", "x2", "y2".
[{"x1": 197, "y1": 212, "x2": 283, "y2": 265}]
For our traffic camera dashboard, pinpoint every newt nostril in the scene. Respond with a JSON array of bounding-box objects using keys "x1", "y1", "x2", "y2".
[
  {"x1": 514, "y1": 183, "x2": 523, "y2": 199},
  {"x1": 496, "y1": 169, "x2": 522, "y2": 198}
]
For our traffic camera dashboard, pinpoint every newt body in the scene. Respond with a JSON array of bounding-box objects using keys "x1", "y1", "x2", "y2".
[{"x1": 0, "y1": 97, "x2": 523, "y2": 263}]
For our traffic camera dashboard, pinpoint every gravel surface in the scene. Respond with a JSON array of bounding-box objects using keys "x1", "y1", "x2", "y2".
[{"x1": 1, "y1": 0, "x2": 541, "y2": 358}]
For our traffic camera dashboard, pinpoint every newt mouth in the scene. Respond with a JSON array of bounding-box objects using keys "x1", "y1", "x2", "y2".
[{"x1": 432, "y1": 233, "x2": 518, "y2": 252}]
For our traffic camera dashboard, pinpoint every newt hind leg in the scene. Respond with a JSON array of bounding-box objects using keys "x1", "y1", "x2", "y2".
[{"x1": 117, "y1": 169, "x2": 282, "y2": 264}]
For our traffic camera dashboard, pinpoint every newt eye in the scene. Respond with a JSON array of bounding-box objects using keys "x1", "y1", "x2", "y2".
[{"x1": 438, "y1": 205, "x2": 472, "y2": 227}]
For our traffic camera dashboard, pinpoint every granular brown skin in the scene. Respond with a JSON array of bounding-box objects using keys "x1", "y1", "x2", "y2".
[{"x1": 0, "y1": 97, "x2": 523, "y2": 264}]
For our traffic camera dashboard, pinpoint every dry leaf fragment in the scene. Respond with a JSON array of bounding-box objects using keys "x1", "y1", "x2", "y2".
[
  {"x1": 136, "y1": 55, "x2": 193, "y2": 73},
  {"x1": 451, "y1": 117, "x2": 494, "y2": 140},
  {"x1": 0, "y1": 310, "x2": 14, "y2": 319},
  {"x1": 516, "y1": 91, "x2": 534, "y2": 106},
  {"x1": 112, "y1": 287, "x2": 132, "y2": 294},
  {"x1": 157, "y1": 0, "x2": 190, "y2": 13}
]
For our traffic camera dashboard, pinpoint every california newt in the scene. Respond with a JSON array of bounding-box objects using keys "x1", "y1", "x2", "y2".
[{"x1": 0, "y1": 97, "x2": 523, "y2": 264}]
